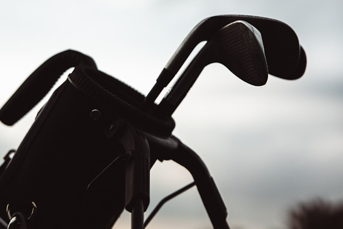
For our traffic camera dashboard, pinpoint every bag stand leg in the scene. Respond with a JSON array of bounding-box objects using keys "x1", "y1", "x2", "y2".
[
  {"x1": 131, "y1": 200, "x2": 144, "y2": 229},
  {"x1": 147, "y1": 134, "x2": 230, "y2": 229}
]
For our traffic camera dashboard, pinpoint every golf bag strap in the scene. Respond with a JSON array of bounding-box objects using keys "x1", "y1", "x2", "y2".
[{"x1": 0, "y1": 50, "x2": 97, "y2": 126}]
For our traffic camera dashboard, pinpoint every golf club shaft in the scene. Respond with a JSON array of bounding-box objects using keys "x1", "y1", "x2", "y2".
[{"x1": 158, "y1": 46, "x2": 210, "y2": 116}]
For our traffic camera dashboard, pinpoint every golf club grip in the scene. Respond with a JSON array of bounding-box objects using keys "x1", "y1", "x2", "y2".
[{"x1": 0, "y1": 50, "x2": 97, "y2": 126}]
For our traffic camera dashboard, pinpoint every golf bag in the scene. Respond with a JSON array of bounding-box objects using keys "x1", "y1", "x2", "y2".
[{"x1": 0, "y1": 50, "x2": 175, "y2": 229}]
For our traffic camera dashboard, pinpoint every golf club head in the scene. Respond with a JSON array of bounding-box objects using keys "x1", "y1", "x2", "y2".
[
  {"x1": 166, "y1": 15, "x2": 304, "y2": 80},
  {"x1": 213, "y1": 20, "x2": 268, "y2": 86},
  {"x1": 159, "y1": 21, "x2": 268, "y2": 116},
  {"x1": 292, "y1": 45, "x2": 307, "y2": 79}
]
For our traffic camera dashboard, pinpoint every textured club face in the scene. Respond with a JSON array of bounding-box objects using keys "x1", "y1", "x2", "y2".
[{"x1": 215, "y1": 21, "x2": 269, "y2": 86}]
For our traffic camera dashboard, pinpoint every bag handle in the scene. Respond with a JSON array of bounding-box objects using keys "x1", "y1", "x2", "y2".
[{"x1": 0, "y1": 50, "x2": 97, "y2": 126}]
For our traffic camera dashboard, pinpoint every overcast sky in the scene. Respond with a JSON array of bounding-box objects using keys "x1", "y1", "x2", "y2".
[{"x1": 0, "y1": 1, "x2": 343, "y2": 229}]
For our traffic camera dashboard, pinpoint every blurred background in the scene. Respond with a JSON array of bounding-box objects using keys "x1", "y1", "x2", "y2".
[{"x1": 0, "y1": 0, "x2": 342, "y2": 229}]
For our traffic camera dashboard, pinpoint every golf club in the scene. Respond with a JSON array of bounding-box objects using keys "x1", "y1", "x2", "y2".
[
  {"x1": 143, "y1": 15, "x2": 305, "y2": 110},
  {"x1": 158, "y1": 20, "x2": 268, "y2": 116}
]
